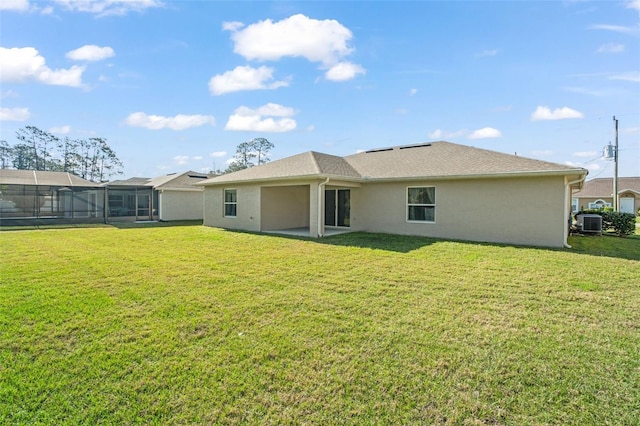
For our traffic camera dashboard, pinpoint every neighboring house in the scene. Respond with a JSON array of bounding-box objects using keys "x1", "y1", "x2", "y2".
[
  {"x1": 105, "y1": 171, "x2": 207, "y2": 222},
  {"x1": 0, "y1": 169, "x2": 105, "y2": 226},
  {"x1": 198, "y1": 141, "x2": 587, "y2": 248},
  {"x1": 572, "y1": 177, "x2": 640, "y2": 214}
]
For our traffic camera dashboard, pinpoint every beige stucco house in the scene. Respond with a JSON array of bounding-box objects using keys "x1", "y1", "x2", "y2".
[
  {"x1": 198, "y1": 141, "x2": 587, "y2": 247},
  {"x1": 105, "y1": 170, "x2": 207, "y2": 222},
  {"x1": 572, "y1": 177, "x2": 639, "y2": 214}
]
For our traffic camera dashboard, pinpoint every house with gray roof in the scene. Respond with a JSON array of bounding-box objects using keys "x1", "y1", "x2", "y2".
[
  {"x1": 572, "y1": 177, "x2": 640, "y2": 214},
  {"x1": 0, "y1": 169, "x2": 207, "y2": 225},
  {"x1": 0, "y1": 169, "x2": 105, "y2": 225},
  {"x1": 198, "y1": 141, "x2": 588, "y2": 247},
  {"x1": 105, "y1": 170, "x2": 207, "y2": 221}
]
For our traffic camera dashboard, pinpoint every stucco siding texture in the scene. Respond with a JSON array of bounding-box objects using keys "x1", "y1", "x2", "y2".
[
  {"x1": 203, "y1": 184, "x2": 261, "y2": 232},
  {"x1": 159, "y1": 191, "x2": 203, "y2": 221},
  {"x1": 261, "y1": 185, "x2": 310, "y2": 231},
  {"x1": 356, "y1": 176, "x2": 566, "y2": 247}
]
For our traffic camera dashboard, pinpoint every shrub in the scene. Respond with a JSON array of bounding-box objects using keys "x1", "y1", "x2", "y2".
[
  {"x1": 578, "y1": 210, "x2": 636, "y2": 237},
  {"x1": 603, "y1": 211, "x2": 637, "y2": 237}
]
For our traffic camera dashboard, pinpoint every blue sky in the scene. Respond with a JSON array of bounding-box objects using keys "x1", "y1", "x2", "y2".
[{"x1": 1, "y1": 0, "x2": 639, "y2": 179}]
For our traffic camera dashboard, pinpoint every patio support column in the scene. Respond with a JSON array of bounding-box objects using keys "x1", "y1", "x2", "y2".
[{"x1": 309, "y1": 183, "x2": 318, "y2": 237}]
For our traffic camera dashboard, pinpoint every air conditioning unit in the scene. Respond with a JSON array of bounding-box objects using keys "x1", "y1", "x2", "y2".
[{"x1": 577, "y1": 214, "x2": 602, "y2": 233}]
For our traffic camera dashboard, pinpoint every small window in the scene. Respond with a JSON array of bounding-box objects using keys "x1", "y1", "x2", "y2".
[
  {"x1": 588, "y1": 199, "x2": 611, "y2": 209},
  {"x1": 407, "y1": 186, "x2": 435, "y2": 222},
  {"x1": 224, "y1": 189, "x2": 237, "y2": 217}
]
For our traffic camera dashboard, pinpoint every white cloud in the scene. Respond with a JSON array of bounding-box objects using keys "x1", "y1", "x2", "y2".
[
  {"x1": 53, "y1": 0, "x2": 164, "y2": 16},
  {"x1": 228, "y1": 14, "x2": 354, "y2": 64},
  {"x1": 222, "y1": 21, "x2": 244, "y2": 31},
  {"x1": 626, "y1": 0, "x2": 640, "y2": 12},
  {"x1": 225, "y1": 103, "x2": 297, "y2": 133},
  {"x1": 125, "y1": 112, "x2": 216, "y2": 130},
  {"x1": 468, "y1": 127, "x2": 502, "y2": 139},
  {"x1": 590, "y1": 24, "x2": 639, "y2": 35},
  {"x1": 66, "y1": 45, "x2": 115, "y2": 61},
  {"x1": 573, "y1": 151, "x2": 598, "y2": 158},
  {"x1": 531, "y1": 106, "x2": 584, "y2": 121},
  {"x1": 1, "y1": 90, "x2": 19, "y2": 99},
  {"x1": 225, "y1": 13, "x2": 365, "y2": 79},
  {"x1": 0, "y1": 47, "x2": 85, "y2": 87},
  {"x1": 596, "y1": 43, "x2": 625, "y2": 53},
  {"x1": 427, "y1": 128, "x2": 467, "y2": 140},
  {"x1": 475, "y1": 49, "x2": 498, "y2": 57},
  {"x1": 608, "y1": 71, "x2": 640, "y2": 82},
  {"x1": 0, "y1": 107, "x2": 30, "y2": 121},
  {"x1": 431, "y1": 127, "x2": 502, "y2": 140},
  {"x1": 325, "y1": 62, "x2": 365, "y2": 81},
  {"x1": 0, "y1": 0, "x2": 30, "y2": 11},
  {"x1": 49, "y1": 125, "x2": 71, "y2": 134},
  {"x1": 409, "y1": 88, "x2": 417, "y2": 96},
  {"x1": 562, "y1": 86, "x2": 618, "y2": 97},
  {"x1": 210, "y1": 151, "x2": 227, "y2": 158},
  {"x1": 173, "y1": 155, "x2": 189, "y2": 165},
  {"x1": 208, "y1": 65, "x2": 289, "y2": 95}
]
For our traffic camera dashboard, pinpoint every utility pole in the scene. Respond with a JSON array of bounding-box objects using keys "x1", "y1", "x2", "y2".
[{"x1": 613, "y1": 116, "x2": 619, "y2": 212}]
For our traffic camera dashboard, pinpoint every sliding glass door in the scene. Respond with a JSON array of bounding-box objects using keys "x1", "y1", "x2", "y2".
[{"x1": 324, "y1": 189, "x2": 350, "y2": 227}]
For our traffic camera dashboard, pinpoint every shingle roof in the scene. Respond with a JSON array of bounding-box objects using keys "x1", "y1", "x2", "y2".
[
  {"x1": 345, "y1": 142, "x2": 582, "y2": 179},
  {"x1": 200, "y1": 151, "x2": 359, "y2": 184},
  {"x1": 105, "y1": 171, "x2": 207, "y2": 190},
  {"x1": 199, "y1": 141, "x2": 587, "y2": 185},
  {"x1": 0, "y1": 169, "x2": 101, "y2": 187},
  {"x1": 573, "y1": 177, "x2": 640, "y2": 197},
  {"x1": 151, "y1": 171, "x2": 208, "y2": 190}
]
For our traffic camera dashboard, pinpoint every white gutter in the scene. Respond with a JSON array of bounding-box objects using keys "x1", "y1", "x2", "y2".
[
  {"x1": 563, "y1": 174, "x2": 588, "y2": 248},
  {"x1": 317, "y1": 178, "x2": 330, "y2": 237}
]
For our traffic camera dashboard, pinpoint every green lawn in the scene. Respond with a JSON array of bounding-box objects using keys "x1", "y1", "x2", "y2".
[{"x1": 1, "y1": 224, "x2": 639, "y2": 424}]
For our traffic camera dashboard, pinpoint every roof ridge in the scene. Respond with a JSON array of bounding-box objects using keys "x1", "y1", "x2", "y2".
[{"x1": 308, "y1": 151, "x2": 323, "y2": 174}]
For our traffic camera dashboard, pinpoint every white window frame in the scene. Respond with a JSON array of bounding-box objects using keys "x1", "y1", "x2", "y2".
[
  {"x1": 588, "y1": 199, "x2": 611, "y2": 209},
  {"x1": 406, "y1": 186, "x2": 436, "y2": 223},
  {"x1": 571, "y1": 198, "x2": 579, "y2": 213},
  {"x1": 224, "y1": 189, "x2": 237, "y2": 217}
]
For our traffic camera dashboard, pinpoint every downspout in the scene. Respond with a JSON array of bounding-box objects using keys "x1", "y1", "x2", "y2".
[
  {"x1": 317, "y1": 178, "x2": 330, "y2": 237},
  {"x1": 564, "y1": 174, "x2": 587, "y2": 248}
]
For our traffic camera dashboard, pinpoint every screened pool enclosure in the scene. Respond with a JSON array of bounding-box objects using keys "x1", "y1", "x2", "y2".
[{"x1": 0, "y1": 170, "x2": 105, "y2": 225}]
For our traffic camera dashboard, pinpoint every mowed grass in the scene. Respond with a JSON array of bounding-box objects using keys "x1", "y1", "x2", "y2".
[{"x1": 1, "y1": 224, "x2": 639, "y2": 425}]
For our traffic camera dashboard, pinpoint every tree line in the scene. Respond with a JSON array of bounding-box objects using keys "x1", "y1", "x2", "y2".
[
  {"x1": 0, "y1": 126, "x2": 123, "y2": 182},
  {"x1": 1, "y1": 126, "x2": 274, "y2": 180}
]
